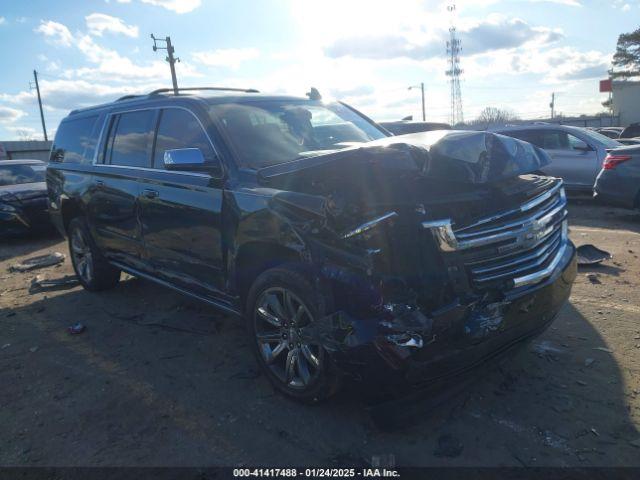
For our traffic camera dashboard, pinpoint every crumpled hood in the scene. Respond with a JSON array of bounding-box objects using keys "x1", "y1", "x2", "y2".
[
  {"x1": 0, "y1": 182, "x2": 47, "y2": 206},
  {"x1": 258, "y1": 130, "x2": 550, "y2": 189}
]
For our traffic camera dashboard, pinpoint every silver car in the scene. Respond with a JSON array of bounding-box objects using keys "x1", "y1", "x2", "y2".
[{"x1": 495, "y1": 125, "x2": 622, "y2": 191}]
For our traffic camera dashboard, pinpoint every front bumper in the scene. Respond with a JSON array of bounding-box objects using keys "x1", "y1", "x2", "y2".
[{"x1": 311, "y1": 241, "x2": 576, "y2": 389}]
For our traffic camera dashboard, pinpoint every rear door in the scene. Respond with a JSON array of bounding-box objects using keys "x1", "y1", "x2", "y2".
[
  {"x1": 538, "y1": 130, "x2": 599, "y2": 189},
  {"x1": 89, "y1": 109, "x2": 157, "y2": 270},
  {"x1": 138, "y1": 107, "x2": 226, "y2": 297},
  {"x1": 503, "y1": 129, "x2": 598, "y2": 189}
]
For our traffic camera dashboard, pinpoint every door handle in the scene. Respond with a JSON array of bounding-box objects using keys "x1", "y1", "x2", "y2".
[{"x1": 143, "y1": 188, "x2": 159, "y2": 199}]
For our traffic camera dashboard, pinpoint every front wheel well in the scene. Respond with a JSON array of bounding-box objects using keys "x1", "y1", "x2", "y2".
[{"x1": 234, "y1": 242, "x2": 304, "y2": 307}]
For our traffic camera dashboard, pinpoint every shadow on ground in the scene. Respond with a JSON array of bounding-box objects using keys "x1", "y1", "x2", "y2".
[{"x1": 0, "y1": 273, "x2": 637, "y2": 467}]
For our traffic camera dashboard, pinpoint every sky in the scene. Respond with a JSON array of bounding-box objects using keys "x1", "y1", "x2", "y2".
[{"x1": 0, "y1": 0, "x2": 637, "y2": 140}]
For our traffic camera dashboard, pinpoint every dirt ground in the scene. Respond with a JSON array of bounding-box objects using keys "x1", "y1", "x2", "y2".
[{"x1": 1, "y1": 199, "x2": 639, "y2": 467}]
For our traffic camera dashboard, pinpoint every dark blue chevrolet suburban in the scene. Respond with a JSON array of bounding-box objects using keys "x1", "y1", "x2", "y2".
[{"x1": 47, "y1": 87, "x2": 577, "y2": 401}]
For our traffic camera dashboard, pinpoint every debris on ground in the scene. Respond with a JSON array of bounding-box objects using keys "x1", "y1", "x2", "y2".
[
  {"x1": 29, "y1": 274, "x2": 79, "y2": 294},
  {"x1": 29, "y1": 346, "x2": 39, "y2": 353},
  {"x1": 67, "y1": 323, "x2": 86, "y2": 335},
  {"x1": 586, "y1": 273, "x2": 602, "y2": 284},
  {"x1": 9, "y1": 252, "x2": 65, "y2": 273},
  {"x1": 584, "y1": 358, "x2": 595, "y2": 367},
  {"x1": 577, "y1": 245, "x2": 612, "y2": 266},
  {"x1": 433, "y1": 434, "x2": 464, "y2": 458},
  {"x1": 592, "y1": 347, "x2": 613, "y2": 353},
  {"x1": 531, "y1": 340, "x2": 565, "y2": 357}
]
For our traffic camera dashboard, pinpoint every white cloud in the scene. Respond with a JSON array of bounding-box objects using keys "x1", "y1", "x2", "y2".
[
  {"x1": 529, "y1": 0, "x2": 582, "y2": 5},
  {"x1": 86, "y1": 13, "x2": 139, "y2": 38},
  {"x1": 0, "y1": 106, "x2": 26, "y2": 123},
  {"x1": 5, "y1": 126, "x2": 40, "y2": 141},
  {"x1": 192, "y1": 48, "x2": 260, "y2": 69},
  {"x1": 0, "y1": 17, "x2": 6, "y2": 25},
  {"x1": 325, "y1": 14, "x2": 563, "y2": 60},
  {"x1": 34, "y1": 19, "x2": 201, "y2": 86},
  {"x1": 35, "y1": 20, "x2": 74, "y2": 47},
  {"x1": 140, "y1": 0, "x2": 201, "y2": 13}
]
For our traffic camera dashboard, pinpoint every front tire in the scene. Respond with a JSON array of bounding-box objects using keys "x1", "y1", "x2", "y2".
[
  {"x1": 68, "y1": 218, "x2": 120, "y2": 291},
  {"x1": 245, "y1": 267, "x2": 340, "y2": 402}
]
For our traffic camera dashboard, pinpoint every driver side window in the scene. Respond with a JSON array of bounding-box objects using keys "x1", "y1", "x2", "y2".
[{"x1": 153, "y1": 109, "x2": 216, "y2": 169}]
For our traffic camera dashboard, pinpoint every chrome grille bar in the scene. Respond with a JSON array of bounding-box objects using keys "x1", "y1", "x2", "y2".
[{"x1": 422, "y1": 180, "x2": 569, "y2": 289}]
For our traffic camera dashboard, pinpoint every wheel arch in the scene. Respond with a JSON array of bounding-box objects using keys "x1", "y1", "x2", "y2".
[{"x1": 233, "y1": 241, "x2": 306, "y2": 307}]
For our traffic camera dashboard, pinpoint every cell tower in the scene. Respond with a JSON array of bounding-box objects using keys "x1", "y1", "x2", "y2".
[{"x1": 446, "y1": 3, "x2": 464, "y2": 126}]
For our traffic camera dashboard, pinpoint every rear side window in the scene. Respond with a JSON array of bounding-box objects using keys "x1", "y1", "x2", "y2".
[
  {"x1": 502, "y1": 130, "x2": 543, "y2": 147},
  {"x1": 152, "y1": 109, "x2": 215, "y2": 168},
  {"x1": 50, "y1": 115, "x2": 98, "y2": 163},
  {"x1": 106, "y1": 110, "x2": 155, "y2": 167}
]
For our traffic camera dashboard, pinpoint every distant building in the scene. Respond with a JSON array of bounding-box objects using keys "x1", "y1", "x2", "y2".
[
  {"x1": 0, "y1": 140, "x2": 52, "y2": 161},
  {"x1": 611, "y1": 81, "x2": 640, "y2": 127}
]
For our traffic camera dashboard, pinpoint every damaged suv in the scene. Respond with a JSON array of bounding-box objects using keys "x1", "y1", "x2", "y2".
[{"x1": 47, "y1": 87, "x2": 577, "y2": 401}]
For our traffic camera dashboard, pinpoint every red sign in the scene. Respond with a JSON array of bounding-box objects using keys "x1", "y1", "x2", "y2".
[{"x1": 600, "y1": 79, "x2": 612, "y2": 93}]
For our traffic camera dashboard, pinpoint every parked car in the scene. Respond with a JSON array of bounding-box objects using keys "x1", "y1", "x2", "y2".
[
  {"x1": 617, "y1": 138, "x2": 640, "y2": 146},
  {"x1": 379, "y1": 121, "x2": 451, "y2": 135},
  {"x1": 495, "y1": 125, "x2": 622, "y2": 192},
  {"x1": 621, "y1": 123, "x2": 640, "y2": 139},
  {"x1": 594, "y1": 145, "x2": 640, "y2": 210},
  {"x1": 0, "y1": 159, "x2": 52, "y2": 236},
  {"x1": 595, "y1": 127, "x2": 624, "y2": 139},
  {"x1": 47, "y1": 88, "x2": 577, "y2": 401}
]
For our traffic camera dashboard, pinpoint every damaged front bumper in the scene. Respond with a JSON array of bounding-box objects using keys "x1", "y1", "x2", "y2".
[{"x1": 305, "y1": 241, "x2": 576, "y2": 389}]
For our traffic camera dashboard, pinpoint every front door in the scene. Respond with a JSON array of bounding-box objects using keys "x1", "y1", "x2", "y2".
[
  {"x1": 138, "y1": 107, "x2": 226, "y2": 297},
  {"x1": 540, "y1": 131, "x2": 599, "y2": 189}
]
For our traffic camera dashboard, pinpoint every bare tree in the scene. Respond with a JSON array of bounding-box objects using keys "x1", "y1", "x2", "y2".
[{"x1": 465, "y1": 107, "x2": 520, "y2": 129}]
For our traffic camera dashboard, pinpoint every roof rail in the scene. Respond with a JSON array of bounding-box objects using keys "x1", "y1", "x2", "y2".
[
  {"x1": 148, "y1": 87, "x2": 259, "y2": 95},
  {"x1": 116, "y1": 94, "x2": 144, "y2": 102}
]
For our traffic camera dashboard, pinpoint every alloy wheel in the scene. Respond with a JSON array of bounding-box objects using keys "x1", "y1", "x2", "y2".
[
  {"x1": 254, "y1": 287, "x2": 322, "y2": 389},
  {"x1": 70, "y1": 227, "x2": 93, "y2": 284}
]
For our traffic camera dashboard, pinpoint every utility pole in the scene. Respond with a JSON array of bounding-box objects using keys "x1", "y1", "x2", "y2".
[
  {"x1": 408, "y1": 82, "x2": 426, "y2": 121},
  {"x1": 151, "y1": 34, "x2": 179, "y2": 94},
  {"x1": 550, "y1": 92, "x2": 555, "y2": 120},
  {"x1": 32, "y1": 70, "x2": 48, "y2": 141}
]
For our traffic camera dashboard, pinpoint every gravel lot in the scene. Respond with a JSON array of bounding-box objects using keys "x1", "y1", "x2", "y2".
[{"x1": 1, "y1": 199, "x2": 639, "y2": 467}]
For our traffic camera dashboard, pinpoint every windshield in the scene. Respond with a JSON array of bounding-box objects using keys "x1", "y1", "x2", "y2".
[
  {"x1": 578, "y1": 128, "x2": 622, "y2": 149},
  {"x1": 209, "y1": 100, "x2": 387, "y2": 168},
  {"x1": 0, "y1": 164, "x2": 46, "y2": 187}
]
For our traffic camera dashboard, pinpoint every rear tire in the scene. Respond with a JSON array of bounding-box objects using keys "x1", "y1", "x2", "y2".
[
  {"x1": 245, "y1": 266, "x2": 341, "y2": 403},
  {"x1": 68, "y1": 217, "x2": 120, "y2": 291}
]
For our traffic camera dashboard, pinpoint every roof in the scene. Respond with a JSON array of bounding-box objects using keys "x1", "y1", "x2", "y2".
[
  {"x1": 0, "y1": 159, "x2": 46, "y2": 165},
  {"x1": 68, "y1": 87, "x2": 310, "y2": 116},
  {"x1": 492, "y1": 124, "x2": 587, "y2": 133}
]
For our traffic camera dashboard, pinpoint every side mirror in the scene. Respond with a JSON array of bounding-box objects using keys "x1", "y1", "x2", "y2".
[{"x1": 163, "y1": 148, "x2": 220, "y2": 173}]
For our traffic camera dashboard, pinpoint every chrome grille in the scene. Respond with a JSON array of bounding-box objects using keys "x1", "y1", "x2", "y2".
[{"x1": 423, "y1": 180, "x2": 569, "y2": 289}]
